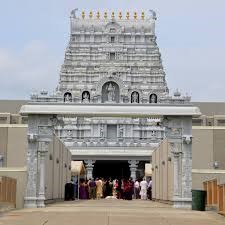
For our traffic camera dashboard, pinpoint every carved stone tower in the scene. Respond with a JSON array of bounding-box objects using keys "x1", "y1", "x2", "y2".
[
  {"x1": 22, "y1": 9, "x2": 200, "y2": 209},
  {"x1": 56, "y1": 10, "x2": 170, "y2": 104},
  {"x1": 30, "y1": 9, "x2": 191, "y2": 183}
]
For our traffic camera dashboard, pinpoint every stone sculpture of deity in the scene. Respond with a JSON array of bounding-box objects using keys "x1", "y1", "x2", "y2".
[
  {"x1": 64, "y1": 93, "x2": 72, "y2": 102},
  {"x1": 106, "y1": 83, "x2": 115, "y2": 102},
  {"x1": 82, "y1": 92, "x2": 90, "y2": 103},
  {"x1": 150, "y1": 94, "x2": 157, "y2": 103},
  {"x1": 132, "y1": 92, "x2": 139, "y2": 103},
  {"x1": 119, "y1": 125, "x2": 124, "y2": 137},
  {"x1": 100, "y1": 125, "x2": 104, "y2": 137}
]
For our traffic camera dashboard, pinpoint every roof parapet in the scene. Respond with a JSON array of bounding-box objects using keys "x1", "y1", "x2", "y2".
[{"x1": 70, "y1": 9, "x2": 157, "y2": 21}]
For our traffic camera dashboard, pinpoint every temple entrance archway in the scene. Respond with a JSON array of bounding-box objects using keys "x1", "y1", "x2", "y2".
[{"x1": 93, "y1": 160, "x2": 130, "y2": 179}]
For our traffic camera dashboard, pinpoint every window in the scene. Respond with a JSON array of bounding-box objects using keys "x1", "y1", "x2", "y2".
[
  {"x1": 110, "y1": 52, "x2": 116, "y2": 61},
  {"x1": 110, "y1": 36, "x2": 115, "y2": 43}
]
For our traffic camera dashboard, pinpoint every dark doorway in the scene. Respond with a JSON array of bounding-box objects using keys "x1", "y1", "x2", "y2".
[{"x1": 93, "y1": 160, "x2": 130, "y2": 179}]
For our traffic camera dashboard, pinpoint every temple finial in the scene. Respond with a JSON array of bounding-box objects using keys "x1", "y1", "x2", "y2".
[
  {"x1": 126, "y1": 12, "x2": 130, "y2": 20},
  {"x1": 149, "y1": 9, "x2": 157, "y2": 20},
  {"x1": 104, "y1": 11, "x2": 108, "y2": 19},
  {"x1": 71, "y1": 8, "x2": 78, "y2": 18},
  {"x1": 118, "y1": 12, "x2": 122, "y2": 19},
  {"x1": 82, "y1": 11, "x2": 85, "y2": 19},
  {"x1": 89, "y1": 10, "x2": 93, "y2": 19}
]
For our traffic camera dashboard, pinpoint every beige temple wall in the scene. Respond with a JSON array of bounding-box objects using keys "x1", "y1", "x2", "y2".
[
  {"x1": 0, "y1": 124, "x2": 71, "y2": 206},
  {"x1": 0, "y1": 167, "x2": 27, "y2": 209},
  {"x1": 152, "y1": 139, "x2": 174, "y2": 202},
  {"x1": 152, "y1": 127, "x2": 225, "y2": 202},
  {"x1": 192, "y1": 127, "x2": 225, "y2": 170},
  {"x1": 45, "y1": 134, "x2": 72, "y2": 201},
  {"x1": 0, "y1": 125, "x2": 28, "y2": 167},
  {"x1": 192, "y1": 127, "x2": 214, "y2": 169}
]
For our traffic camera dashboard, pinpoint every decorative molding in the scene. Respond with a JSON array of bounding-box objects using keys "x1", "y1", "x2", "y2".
[
  {"x1": 182, "y1": 135, "x2": 192, "y2": 145},
  {"x1": 27, "y1": 133, "x2": 38, "y2": 142}
]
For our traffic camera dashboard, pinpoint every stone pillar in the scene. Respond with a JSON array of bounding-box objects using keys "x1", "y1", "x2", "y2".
[
  {"x1": 171, "y1": 149, "x2": 181, "y2": 198},
  {"x1": 180, "y1": 116, "x2": 193, "y2": 208},
  {"x1": 37, "y1": 141, "x2": 49, "y2": 208},
  {"x1": 169, "y1": 141, "x2": 183, "y2": 208},
  {"x1": 24, "y1": 115, "x2": 55, "y2": 208},
  {"x1": 24, "y1": 131, "x2": 39, "y2": 208},
  {"x1": 128, "y1": 160, "x2": 139, "y2": 180},
  {"x1": 166, "y1": 116, "x2": 192, "y2": 209},
  {"x1": 84, "y1": 159, "x2": 96, "y2": 179}
]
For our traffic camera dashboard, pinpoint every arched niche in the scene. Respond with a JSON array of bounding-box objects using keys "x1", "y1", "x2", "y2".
[
  {"x1": 102, "y1": 81, "x2": 119, "y2": 103},
  {"x1": 105, "y1": 21, "x2": 122, "y2": 33},
  {"x1": 64, "y1": 92, "x2": 72, "y2": 102},
  {"x1": 150, "y1": 93, "x2": 158, "y2": 103},
  {"x1": 131, "y1": 91, "x2": 140, "y2": 103},
  {"x1": 82, "y1": 91, "x2": 90, "y2": 103}
]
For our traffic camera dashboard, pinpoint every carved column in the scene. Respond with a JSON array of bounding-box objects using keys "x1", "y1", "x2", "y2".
[
  {"x1": 37, "y1": 141, "x2": 49, "y2": 208},
  {"x1": 24, "y1": 115, "x2": 55, "y2": 208},
  {"x1": 181, "y1": 116, "x2": 193, "y2": 208},
  {"x1": 166, "y1": 116, "x2": 192, "y2": 209},
  {"x1": 84, "y1": 159, "x2": 96, "y2": 179},
  {"x1": 24, "y1": 116, "x2": 39, "y2": 208},
  {"x1": 170, "y1": 146, "x2": 182, "y2": 199},
  {"x1": 128, "y1": 160, "x2": 139, "y2": 180}
]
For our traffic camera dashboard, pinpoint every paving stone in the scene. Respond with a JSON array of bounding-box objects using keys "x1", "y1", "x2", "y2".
[{"x1": 0, "y1": 200, "x2": 224, "y2": 225}]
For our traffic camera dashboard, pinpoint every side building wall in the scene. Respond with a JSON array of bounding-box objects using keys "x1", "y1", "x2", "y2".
[
  {"x1": 45, "y1": 134, "x2": 72, "y2": 201},
  {"x1": 0, "y1": 125, "x2": 27, "y2": 167},
  {"x1": 0, "y1": 125, "x2": 71, "y2": 208},
  {"x1": 152, "y1": 139, "x2": 174, "y2": 202},
  {"x1": 153, "y1": 127, "x2": 225, "y2": 203},
  {"x1": 192, "y1": 127, "x2": 225, "y2": 170}
]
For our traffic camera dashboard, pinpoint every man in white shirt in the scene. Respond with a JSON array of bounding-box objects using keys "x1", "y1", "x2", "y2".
[
  {"x1": 134, "y1": 180, "x2": 140, "y2": 199},
  {"x1": 140, "y1": 178, "x2": 148, "y2": 200}
]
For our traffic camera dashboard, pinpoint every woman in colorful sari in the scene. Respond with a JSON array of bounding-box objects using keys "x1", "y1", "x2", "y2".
[
  {"x1": 96, "y1": 178, "x2": 103, "y2": 199},
  {"x1": 79, "y1": 178, "x2": 88, "y2": 199}
]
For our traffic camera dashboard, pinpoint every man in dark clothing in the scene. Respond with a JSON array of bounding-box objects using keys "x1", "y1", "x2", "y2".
[{"x1": 89, "y1": 178, "x2": 96, "y2": 199}]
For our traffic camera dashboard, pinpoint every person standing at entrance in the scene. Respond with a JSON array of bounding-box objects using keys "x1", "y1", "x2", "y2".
[
  {"x1": 147, "y1": 177, "x2": 152, "y2": 200},
  {"x1": 104, "y1": 180, "x2": 111, "y2": 197},
  {"x1": 123, "y1": 178, "x2": 130, "y2": 200},
  {"x1": 128, "y1": 177, "x2": 134, "y2": 200},
  {"x1": 140, "y1": 178, "x2": 148, "y2": 200},
  {"x1": 89, "y1": 178, "x2": 96, "y2": 199},
  {"x1": 134, "y1": 180, "x2": 140, "y2": 199},
  {"x1": 79, "y1": 178, "x2": 88, "y2": 199},
  {"x1": 96, "y1": 178, "x2": 103, "y2": 199}
]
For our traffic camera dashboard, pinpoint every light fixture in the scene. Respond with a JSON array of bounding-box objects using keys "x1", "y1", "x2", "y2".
[{"x1": 213, "y1": 161, "x2": 219, "y2": 169}]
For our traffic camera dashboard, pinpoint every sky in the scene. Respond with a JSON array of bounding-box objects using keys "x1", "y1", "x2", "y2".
[{"x1": 0, "y1": 0, "x2": 225, "y2": 101}]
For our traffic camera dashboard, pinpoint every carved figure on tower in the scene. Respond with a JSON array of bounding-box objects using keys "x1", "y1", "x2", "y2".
[
  {"x1": 82, "y1": 91, "x2": 90, "y2": 103},
  {"x1": 106, "y1": 83, "x2": 115, "y2": 102},
  {"x1": 132, "y1": 92, "x2": 139, "y2": 103}
]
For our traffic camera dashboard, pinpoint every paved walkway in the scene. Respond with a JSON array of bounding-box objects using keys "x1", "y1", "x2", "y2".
[{"x1": 0, "y1": 200, "x2": 225, "y2": 225}]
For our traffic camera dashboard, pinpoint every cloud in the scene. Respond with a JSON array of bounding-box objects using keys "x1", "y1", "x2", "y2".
[
  {"x1": 162, "y1": 47, "x2": 225, "y2": 101},
  {"x1": 0, "y1": 41, "x2": 60, "y2": 99},
  {"x1": 0, "y1": 0, "x2": 225, "y2": 101}
]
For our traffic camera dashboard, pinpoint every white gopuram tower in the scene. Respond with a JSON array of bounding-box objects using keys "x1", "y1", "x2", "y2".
[
  {"x1": 30, "y1": 10, "x2": 191, "y2": 179},
  {"x1": 22, "y1": 10, "x2": 201, "y2": 208}
]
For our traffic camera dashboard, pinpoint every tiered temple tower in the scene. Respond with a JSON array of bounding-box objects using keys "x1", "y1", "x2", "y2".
[{"x1": 31, "y1": 10, "x2": 191, "y2": 179}]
